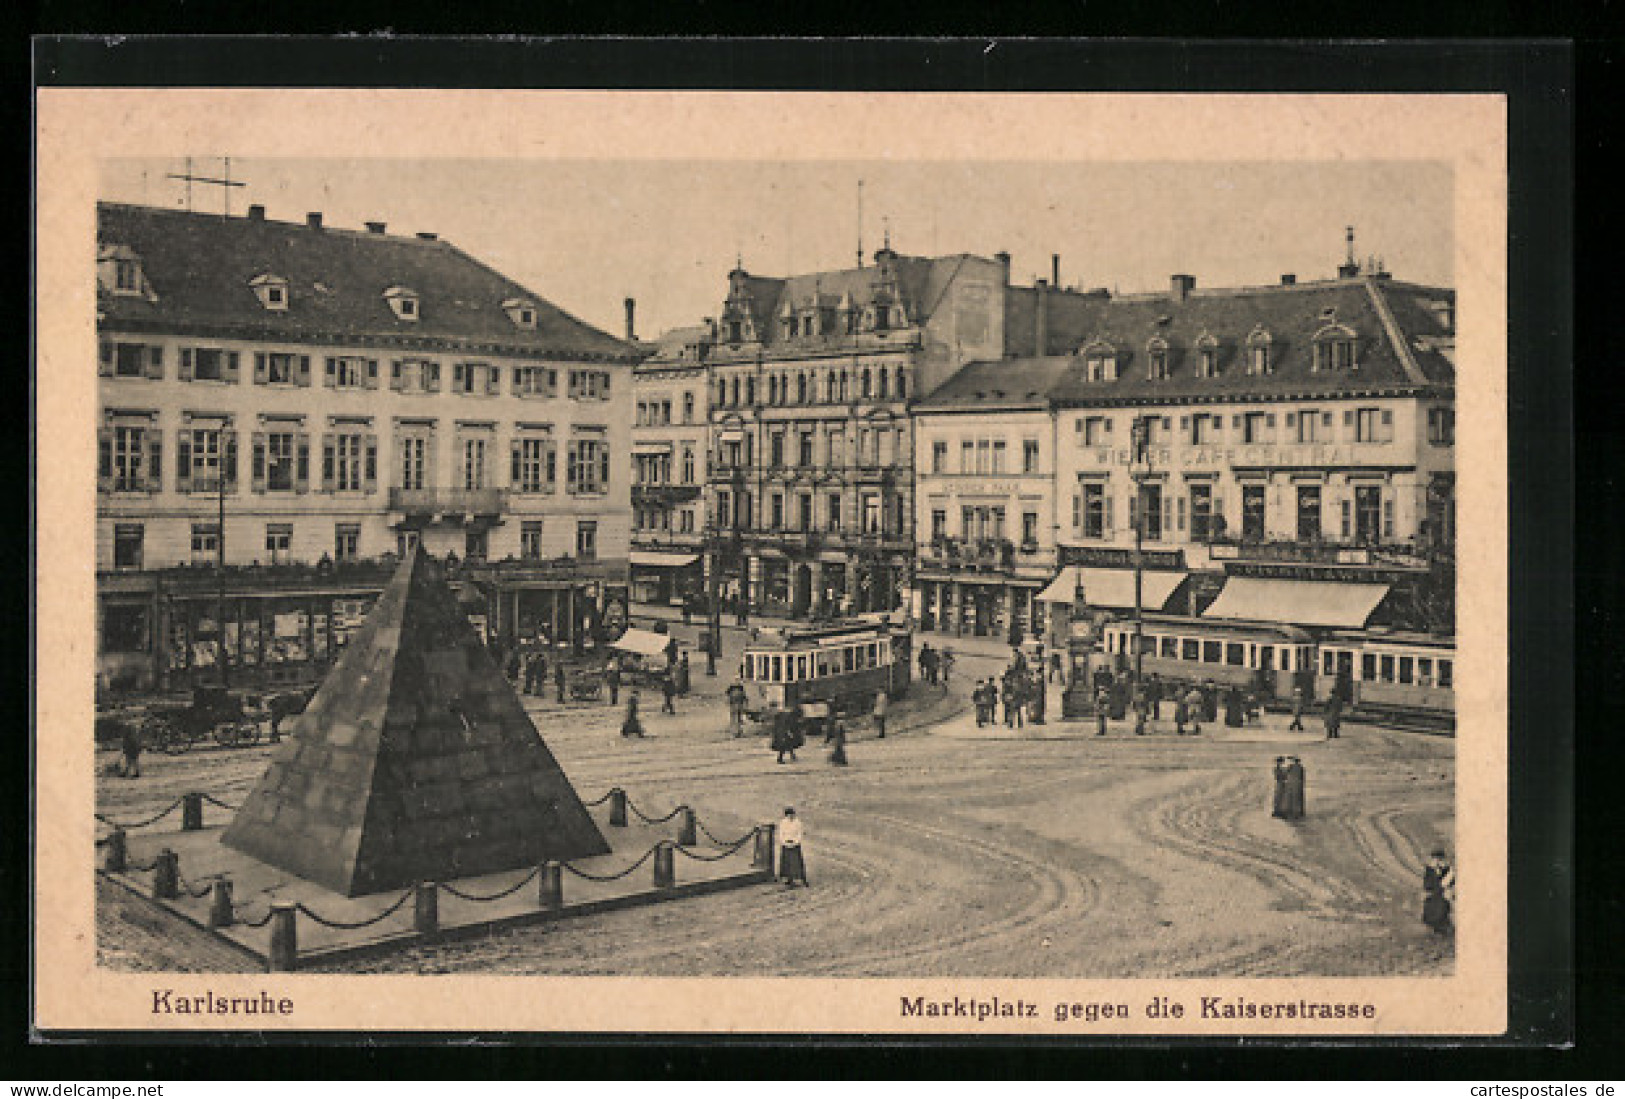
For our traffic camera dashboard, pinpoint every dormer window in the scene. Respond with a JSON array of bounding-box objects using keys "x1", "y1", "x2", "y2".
[
  {"x1": 1080, "y1": 340, "x2": 1118, "y2": 383},
  {"x1": 384, "y1": 286, "x2": 420, "y2": 322},
  {"x1": 1245, "y1": 326, "x2": 1273, "y2": 376},
  {"x1": 502, "y1": 298, "x2": 538, "y2": 329},
  {"x1": 250, "y1": 273, "x2": 290, "y2": 313},
  {"x1": 1147, "y1": 337, "x2": 1170, "y2": 380},
  {"x1": 98, "y1": 244, "x2": 153, "y2": 299},
  {"x1": 115, "y1": 259, "x2": 139, "y2": 292},
  {"x1": 1196, "y1": 334, "x2": 1220, "y2": 378},
  {"x1": 1312, "y1": 323, "x2": 1358, "y2": 371}
]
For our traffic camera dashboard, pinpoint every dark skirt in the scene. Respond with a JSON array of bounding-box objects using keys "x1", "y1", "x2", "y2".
[
  {"x1": 779, "y1": 844, "x2": 808, "y2": 882},
  {"x1": 1422, "y1": 890, "x2": 1452, "y2": 932}
]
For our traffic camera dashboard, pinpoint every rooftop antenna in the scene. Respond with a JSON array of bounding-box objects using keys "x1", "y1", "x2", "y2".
[
  {"x1": 1345, "y1": 224, "x2": 1357, "y2": 268},
  {"x1": 883, "y1": 216, "x2": 891, "y2": 251},
  {"x1": 167, "y1": 156, "x2": 245, "y2": 215},
  {"x1": 856, "y1": 179, "x2": 864, "y2": 268}
]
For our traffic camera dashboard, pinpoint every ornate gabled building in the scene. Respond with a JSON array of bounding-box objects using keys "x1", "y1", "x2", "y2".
[
  {"x1": 698, "y1": 244, "x2": 1012, "y2": 617},
  {"x1": 96, "y1": 201, "x2": 639, "y2": 692},
  {"x1": 913, "y1": 259, "x2": 1456, "y2": 643}
]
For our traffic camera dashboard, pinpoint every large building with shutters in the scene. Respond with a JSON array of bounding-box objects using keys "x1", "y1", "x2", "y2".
[
  {"x1": 95, "y1": 201, "x2": 639, "y2": 692},
  {"x1": 912, "y1": 258, "x2": 1457, "y2": 643}
]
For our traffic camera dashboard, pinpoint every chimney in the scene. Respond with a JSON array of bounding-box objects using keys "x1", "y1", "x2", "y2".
[
  {"x1": 416, "y1": 231, "x2": 438, "y2": 241},
  {"x1": 1035, "y1": 278, "x2": 1050, "y2": 356},
  {"x1": 305, "y1": 212, "x2": 323, "y2": 230},
  {"x1": 365, "y1": 221, "x2": 387, "y2": 234},
  {"x1": 994, "y1": 251, "x2": 1011, "y2": 284},
  {"x1": 1171, "y1": 273, "x2": 1196, "y2": 301},
  {"x1": 624, "y1": 297, "x2": 637, "y2": 342},
  {"x1": 1280, "y1": 273, "x2": 1296, "y2": 286},
  {"x1": 1052, "y1": 253, "x2": 1061, "y2": 287},
  {"x1": 247, "y1": 204, "x2": 265, "y2": 221}
]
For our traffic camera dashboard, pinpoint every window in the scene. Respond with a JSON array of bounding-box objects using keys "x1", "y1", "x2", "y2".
[
  {"x1": 1202, "y1": 640, "x2": 1222, "y2": 664},
  {"x1": 990, "y1": 439, "x2": 1006, "y2": 474},
  {"x1": 1297, "y1": 485, "x2": 1322, "y2": 541},
  {"x1": 1197, "y1": 336, "x2": 1219, "y2": 378},
  {"x1": 1428, "y1": 406, "x2": 1455, "y2": 446},
  {"x1": 455, "y1": 361, "x2": 498, "y2": 396},
  {"x1": 1296, "y1": 408, "x2": 1321, "y2": 444},
  {"x1": 109, "y1": 342, "x2": 160, "y2": 378},
  {"x1": 110, "y1": 425, "x2": 147, "y2": 491},
  {"x1": 465, "y1": 527, "x2": 488, "y2": 561},
  {"x1": 1083, "y1": 417, "x2": 1112, "y2": 447},
  {"x1": 681, "y1": 444, "x2": 696, "y2": 484},
  {"x1": 334, "y1": 524, "x2": 360, "y2": 562},
  {"x1": 1022, "y1": 511, "x2": 1039, "y2": 546},
  {"x1": 101, "y1": 604, "x2": 149, "y2": 652},
  {"x1": 931, "y1": 441, "x2": 947, "y2": 473},
  {"x1": 798, "y1": 493, "x2": 812, "y2": 530},
  {"x1": 576, "y1": 521, "x2": 598, "y2": 559},
  {"x1": 1314, "y1": 330, "x2": 1358, "y2": 371},
  {"x1": 679, "y1": 511, "x2": 695, "y2": 534},
  {"x1": 1083, "y1": 347, "x2": 1118, "y2": 382},
  {"x1": 931, "y1": 509, "x2": 947, "y2": 542},
  {"x1": 567, "y1": 438, "x2": 608, "y2": 494},
  {"x1": 265, "y1": 523, "x2": 293, "y2": 564},
  {"x1": 1082, "y1": 482, "x2": 1108, "y2": 538},
  {"x1": 191, "y1": 348, "x2": 227, "y2": 381},
  {"x1": 770, "y1": 494, "x2": 784, "y2": 530},
  {"x1": 265, "y1": 431, "x2": 297, "y2": 492},
  {"x1": 1191, "y1": 414, "x2": 1218, "y2": 445},
  {"x1": 113, "y1": 524, "x2": 143, "y2": 570},
  {"x1": 960, "y1": 440, "x2": 975, "y2": 473},
  {"x1": 461, "y1": 437, "x2": 488, "y2": 490},
  {"x1": 514, "y1": 365, "x2": 556, "y2": 397},
  {"x1": 178, "y1": 425, "x2": 237, "y2": 493},
  {"x1": 1242, "y1": 484, "x2": 1266, "y2": 541},
  {"x1": 1353, "y1": 407, "x2": 1395, "y2": 443},
  {"x1": 1225, "y1": 642, "x2": 1247, "y2": 666},
  {"x1": 334, "y1": 433, "x2": 365, "y2": 491},
  {"x1": 191, "y1": 522, "x2": 219, "y2": 563},
  {"x1": 827, "y1": 493, "x2": 842, "y2": 532},
  {"x1": 1137, "y1": 483, "x2": 1164, "y2": 541},
  {"x1": 684, "y1": 392, "x2": 696, "y2": 422},
  {"x1": 1246, "y1": 328, "x2": 1273, "y2": 375},
  {"x1": 1023, "y1": 439, "x2": 1040, "y2": 474},
  {"x1": 770, "y1": 434, "x2": 784, "y2": 467},
  {"x1": 1189, "y1": 484, "x2": 1214, "y2": 541},
  {"x1": 1241, "y1": 412, "x2": 1274, "y2": 444},
  {"x1": 1147, "y1": 339, "x2": 1170, "y2": 380},
  {"x1": 115, "y1": 258, "x2": 139, "y2": 292}
]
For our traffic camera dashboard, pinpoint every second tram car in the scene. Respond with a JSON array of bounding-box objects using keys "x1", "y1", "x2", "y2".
[
  {"x1": 739, "y1": 619, "x2": 912, "y2": 720},
  {"x1": 1100, "y1": 615, "x2": 1315, "y2": 702}
]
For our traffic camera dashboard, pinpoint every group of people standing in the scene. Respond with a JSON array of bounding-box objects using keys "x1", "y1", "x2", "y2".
[
  {"x1": 916, "y1": 643, "x2": 954, "y2": 687},
  {"x1": 973, "y1": 650, "x2": 1047, "y2": 729},
  {"x1": 1271, "y1": 755, "x2": 1308, "y2": 820}
]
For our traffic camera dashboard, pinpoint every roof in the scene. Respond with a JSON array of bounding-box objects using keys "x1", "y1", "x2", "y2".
[
  {"x1": 919, "y1": 275, "x2": 1454, "y2": 410},
  {"x1": 1201, "y1": 577, "x2": 1393, "y2": 630},
  {"x1": 97, "y1": 202, "x2": 636, "y2": 361},
  {"x1": 612, "y1": 627, "x2": 677, "y2": 658},
  {"x1": 1037, "y1": 566, "x2": 1188, "y2": 610}
]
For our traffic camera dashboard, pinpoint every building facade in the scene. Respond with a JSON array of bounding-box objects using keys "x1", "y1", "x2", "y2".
[
  {"x1": 697, "y1": 245, "x2": 1012, "y2": 618},
  {"x1": 96, "y1": 201, "x2": 639, "y2": 692},
  {"x1": 629, "y1": 325, "x2": 711, "y2": 606},
  {"x1": 913, "y1": 262, "x2": 1457, "y2": 642}
]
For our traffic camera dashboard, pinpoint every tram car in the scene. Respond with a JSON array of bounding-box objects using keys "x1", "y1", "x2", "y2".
[
  {"x1": 739, "y1": 618, "x2": 912, "y2": 721},
  {"x1": 1314, "y1": 630, "x2": 1455, "y2": 720},
  {"x1": 1100, "y1": 614, "x2": 1316, "y2": 703}
]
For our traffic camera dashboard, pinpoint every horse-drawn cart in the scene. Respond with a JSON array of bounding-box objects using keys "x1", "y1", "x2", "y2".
[{"x1": 136, "y1": 686, "x2": 270, "y2": 753}]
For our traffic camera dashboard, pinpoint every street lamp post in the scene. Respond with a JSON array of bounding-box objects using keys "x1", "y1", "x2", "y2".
[
  {"x1": 215, "y1": 463, "x2": 230, "y2": 689},
  {"x1": 1130, "y1": 415, "x2": 1151, "y2": 701}
]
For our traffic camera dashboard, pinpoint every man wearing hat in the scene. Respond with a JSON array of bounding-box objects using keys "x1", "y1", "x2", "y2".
[{"x1": 778, "y1": 807, "x2": 810, "y2": 887}]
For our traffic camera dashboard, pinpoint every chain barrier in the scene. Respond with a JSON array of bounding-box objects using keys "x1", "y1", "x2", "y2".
[
  {"x1": 625, "y1": 796, "x2": 685, "y2": 825},
  {"x1": 673, "y1": 833, "x2": 756, "y2": 863},
  {"x1": 560, "y1": 844, "x2": 660, "y2": 883},
  {"x1": 232, "y1": 903, "x2": 276, "y2": 929},
  {"x1": 202, "y1": 793, "x2": 241, "y2": 811},
  {"x1": 176, "y1": 872, "x2": 218, "y2": 900},
  {"x1": 94, "y1": 797, "x2": 185, "y2": 831},
  {"x1": 295, "y1": 888, "x2": 415, "y2": 931},
  {"x1": 696, "y1": 818, "x2": 755, "y2": 848},
  {"x1": 440, "y1": 867, "x2": 542, "y2": 903},
  {"x1": 581, "y1": 788, "x2": 619, "y2": 808},
  {"x1": 123, "y1": 857, "x2": 160, "y2": 873}
]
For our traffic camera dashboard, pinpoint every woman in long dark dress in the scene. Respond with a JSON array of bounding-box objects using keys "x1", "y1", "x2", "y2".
[
  {"x1": 771, "y1": 709, "x2": 799, "y2": 763},
  {"x1": 1271, "y1": 756, "x2": 1289, "y2": 818},
  {"x1": 1283, "y1": 756, "x2": 1307, "y2": 820},
  {"x1": 828, "y1": 720, "x2": 848, "y2": 766},
  {"x1": 1422, "y1": 849, "x2": 1454, "y2": 934},
  {"x1": 620, "y1": 691, "x2": 646, "y2": 738}
]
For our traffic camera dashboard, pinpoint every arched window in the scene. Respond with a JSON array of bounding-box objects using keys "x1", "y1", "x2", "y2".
[
  {"x1": 1196, "y1": 334, "x2": 1220, "y2": 379},
  {"x1": 1146, "y1": 337, "x2": 1170, "y2": 380},
  {"x1": 861, "y1": 368, "x2": 873, "y2": 398},
  {"x1": 1312, "y1": 324, "x2": 1357, "y2": 372},
  {"x1": 1246, "y1": 326, "x2": 1273, "y2": 376},
  {"x1": 1080, "y1": 340, "x2": 1118, "y2": 383}
]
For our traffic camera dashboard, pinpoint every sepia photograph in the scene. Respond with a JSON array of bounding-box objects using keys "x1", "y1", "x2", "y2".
[{"x1": 35, "y1": 83, "x2": 1510, "y2": 1036}]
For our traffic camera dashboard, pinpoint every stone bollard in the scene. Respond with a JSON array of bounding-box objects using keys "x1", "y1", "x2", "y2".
[
  {"x1": 152, "y1": 848, "x2": 179, "y2": 900},
  {"x1": 537, "y1": 861, "x2": 563, "y2": 910},
  {"x1": 653, "y1": 843, "x2": 676, "y2": 890},
  {"x1": 414, "y1": 882, "x2": 439, "y2": 936},
  {"x1": 752, "y1": 823, "x2": 777, "y2": 873},
  {"x1": 677, "y1": 806, "x2": 698, "y2": 847},
  {"x1": 208, "y1": 879, "x2": 234, "y2": 928},
  {"x1": 268, "y1": 904, "x2": 298, "y2": 972},
  {"x1": 608, "y1": 788, "x2": 628, "y2": 827},
  {"x1": 104, "y1": 828, "x2": 127, "y2": 873},
  {"x1": 181, "y1": 792, "x2": 204, "y2": 832}
]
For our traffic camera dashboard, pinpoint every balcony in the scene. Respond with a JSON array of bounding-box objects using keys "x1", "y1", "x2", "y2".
[
  {"x1": 387, "y1": 487, "x2": 508, "y2": 517},
  {"x1": 632, "y1": 483, "x2": 703, "y2": 505}
]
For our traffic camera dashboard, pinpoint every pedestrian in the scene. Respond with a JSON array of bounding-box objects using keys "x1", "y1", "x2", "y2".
[
  {"x1": 555, "y1": 661, "x2": 567, "y2": 704},
  {"x1": 873, "y1": 688, "x2": 888, "y2": 739},
  {"x1": 606, "y1": 660, "x2": 621, "y2": 706},
  {"x1": 771, "y1": 708, "x2": 801, "y2": 764},
  {"x1": 676, "y1": 652, "x2": 691, "y2": 696},
  {"x1": 119, "y1": 722, "x2": 143, "y2": 778},
  {"x1": 1002, "y1": 677, "x2": 1021, "y2": 728},
  {"x1": 1029, "y1": 669, "x2": 1047, "y2": 725},
  {"x1": 828, "y1": 720, "x2": 849, "y2": 766},
  {"x1": 939, "y1": 648, "x2": 955, "y2": 686},
  {"x1": 1095, "y1": 685, "x2": 1110, "y2": 737},
  {"x1": 704, "y1": 634, "x2": 717, "y2": 677},
  {"x1": 621, "y1": 691, "x2": 646, "y2": 738},
  {"x1": 1132, "y1": 681, "x2": 1148, "y2": 736},
  {"x1": 1050, "y1": 651, "x2": 1064, "y2": 684},
  {"x1": 1202, "y1": 679, "x2": 1219, "y2": 723},
  {"x1": 1174, "y1": 692, "x2": 1189, "y2": 735},
  {"x1": 660, "y1": 671, "x2": 677, "y2": 714},
  {"x1": 1324, "y1": 694, "x2": 1343, "y2": 740},
  {"x1": 1271, "y1": 757, "x2": 1290, "y2": 818},
  {"x1": 777, "y1": 807, "x2": 810, "y2": 887},
  {"x1": 1224, "y1": 686, "x2": 1244, "y2": 728},
  {"x1": 1184, "y1": 686, "x2": 1205, "y2": 735},
  {"x1": 726, "y1": 679, "x2": 747, "y2": 738},
  {"x1": 1284, "y1": 756, "x2": 1306, "y2": 820},
  {"x1": 972, "y1": 680, "x2": 988, "y2": 727},
  {"x1": 1289, "y1": 684, "x2": 1307, "y2": 731},
  {"x1": 1421, "y1": 848, "x2": 1454, "y2": 935},
  {"x1": 1148, "y1": 673, "x2": 1164, "y2": 720}
]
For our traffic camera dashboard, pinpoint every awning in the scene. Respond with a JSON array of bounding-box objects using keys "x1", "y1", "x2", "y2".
[
  {"x1": 1036, "y1": 566, "x2": 1188, "y2": 611},
  {"x1": 611, "y1": 628, "x2": 674, "y2": 658},
  {"x1": 1201, "y1": 577, "x2": 1391, "y2": 629},
  {"x1": 629, "y1": 551, "x2": 700, "y2": 568}
]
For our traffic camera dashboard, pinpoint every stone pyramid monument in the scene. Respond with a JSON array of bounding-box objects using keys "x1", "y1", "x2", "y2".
[{"x1": 222, "y1": 546, "x2": 610, "y2": 896}]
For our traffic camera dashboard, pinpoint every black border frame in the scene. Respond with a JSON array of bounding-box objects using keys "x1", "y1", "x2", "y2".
[{"x1": 20, "y1": 36, "x2": 1581, "y2": 1077}]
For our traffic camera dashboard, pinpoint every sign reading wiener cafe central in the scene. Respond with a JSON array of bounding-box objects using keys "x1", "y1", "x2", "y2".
[{"x1": 1084, "y1": 442, "x2": 1392, "y2": 470}]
